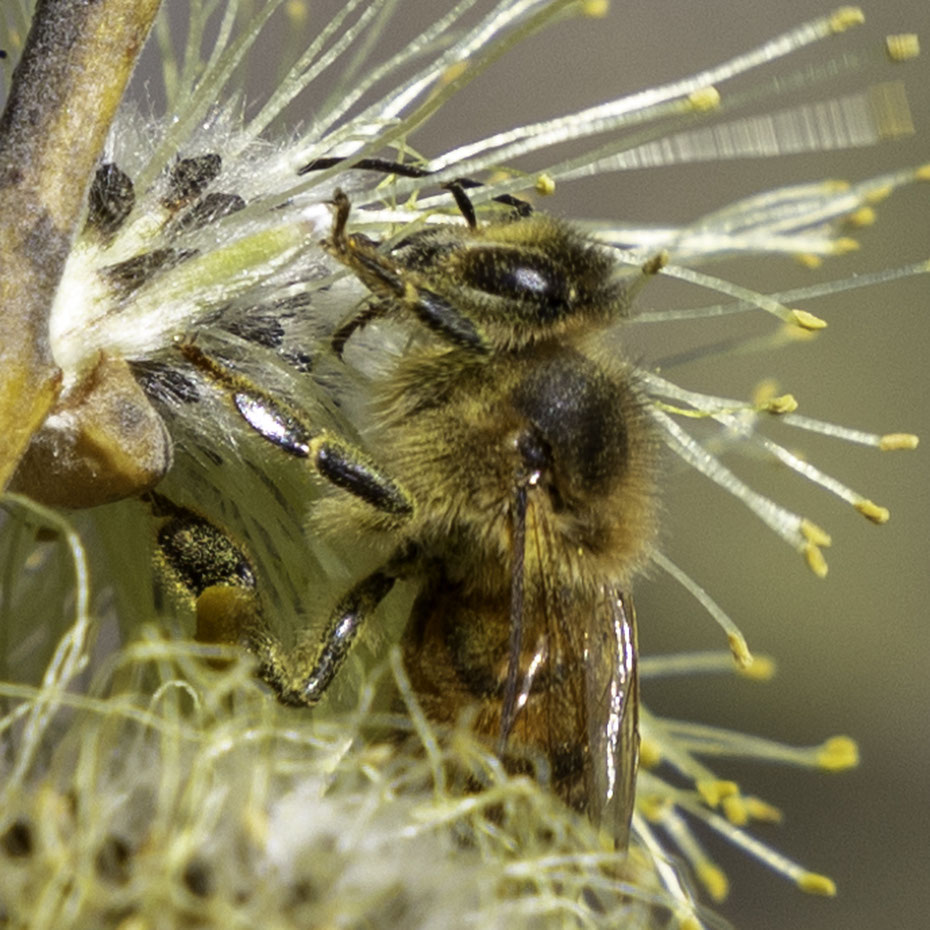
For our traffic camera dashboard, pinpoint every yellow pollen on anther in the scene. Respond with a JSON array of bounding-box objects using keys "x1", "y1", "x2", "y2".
[
  {"x1": 638, "y1": 737, "x2": 662, "y2": 769},
  {"x1": 798, "y1": 872, "x2": 837, "y2": 896},
  {"x1": 855, "y1": 499, "x2": 889, "y2": 524},
  {"x1": 765, "y1": 394, "x2": 798, "y2": 415},
  {"x1": 801, "y1": 519, "x2": 832, "y2": 547},
  {"x1": 744, "y1": 797, "x2": 783, "y2": 823},
  {"x1": 846, "y1": 206, "x2": 876, "y2": 227},
  {"x1": 688, "y1": 86, "x2": 720, "y2": 111},
  {"x1": 640, "y1": 794, "x2": 671, "y2": 822},
  {"x1": 697, "y1": 862, "x2": 729, "y2": 902},
  {"x1": 697, "y1": 779, "x2": 739, "y2": 808},
  {"x1": 886, "y1": 33, "x2": 920, "y2": 62},
  {"x1": 831, "y1": 236, "x2": 860, "y2": 253},
  {"x1": 727, "y1": 632, "x2": 753, "y2": 669},
  {"x1": 721, "y1": 795, "x2": 748, "y2": 827},
  {"x1": 828, "y1": 7, "x2": 865, "y2": 33},
  {"x1": 789, "y1": 309, "x2": 828, "y2": 330},
  {"x1": 581, "y1": 0, "x2": 610, "y2": 17},
  {"x1": 879, "y1": 432, "x2": 919, "y2": 450},
  {"x1": 803, "y1": 543, "x2": 829, "y2": 578},
  {"x1": 535, "y1": 173, "x2": 555, "y2": 195},
  {"x1": 817, "y1": 736, "x2": 859, "y2": 771}
]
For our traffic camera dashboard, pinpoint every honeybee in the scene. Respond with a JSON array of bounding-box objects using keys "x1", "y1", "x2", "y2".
[{"x1": 171, "y1": 176, "x2": 662, "y2": 848}]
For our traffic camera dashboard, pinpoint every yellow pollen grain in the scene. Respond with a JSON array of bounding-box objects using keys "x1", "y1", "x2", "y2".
[
  {"x1": 789, "y1": 309, "x2": 828, "y2": 330},
  {"x1": 638, "y1": 737, "x2": 662, "y2": 769},
  {"x1": 817, "y1": 736, "x2": 859, "y2": 771},
  {"x1": 865, "y1": 184, "x2": 894, "y2": 204},
  {"x1": 846, "y1": 206, "x2": 876, "y2": 227},
  {"x1": 803, "y1": 543, "x2": 829, "y2": 578},
  {"x1": 640, "y1": 794, "x2": 671, "y2": 822},
  {"x1": 744, "y1": 797, "x2": 783, "y2": 823},
  {"x1": 831, "y1": 236, "x2": 860, "y2": 253},
  {"x1": 440, "y1": 60, "x2": 469, "y2": 86},
  {"x1": 829, "y1": 7, "x2": 865, "y2": 33},
  {"x1": 285, "y1": 1, "x2": 309, "y2": 25},
  {"x1": 796, "y1": 253, "x2": 823, "y2": 269},
  {"x1": 722, "y1": 795, "x2": 748, "y2": 827},
  {"x1": 697, "y1": 779, "x2": 738, "y2": 808},
  {"x1": 801, "y1": 519, "x2": 832, "y2": 547},
  {"x1": 581, "y1": 0, "x2": 610, "y2": 17},
  {"x1": 688, "y1": 86, "x2": 720, "y2": 111},
  {"x1": 535, "y1": 173, "x2": 555, "y2": 195},
  {"x1": 798, "y1": 872, "x2": 837, "y2": 896},
  {"x1": 766, "y1": 394, "x2": 798, "y2": 415},
  {"x1": 855, "y1": 499, "x2": 889, "y2": 524},
  {"x1": 880, "y1": 432, "x2": 919, "y2": 450},
  {"x1": 886, "y1": 33, "x2": 920, "y2": 62},
  {"x1": 697, "y1": 862, "x2": 729, "y2": 902}
]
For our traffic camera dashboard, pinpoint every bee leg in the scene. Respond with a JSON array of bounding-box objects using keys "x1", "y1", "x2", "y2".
[
  {"x1": 148, "y1": 493, "x2": 412, "y2": 706},
  {"x1": 180, "y1": 344, "x2": 414, "y2": 518},
  {"x1": 324, "y1": 192, "x2": 486, "y2": 351},
  {"x1": 299, "y1": 156, "x2": 532, "y2": 216},
  {"x1": 258, "y1": 560, "x2": 405, "y2": 706},
  {"x1": 330, "y1": 299, "x2": 390, "y2": 357},
  {"x1": 147, "y1": 492, "x2": 266, "y2": 653}
]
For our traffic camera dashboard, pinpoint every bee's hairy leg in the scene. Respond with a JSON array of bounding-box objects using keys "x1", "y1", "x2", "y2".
[
  {"x1": 254, "y1": 560, "x2": 405, "y2": 706},
  {"x1": 180, "y1": 344, "x2": 413, "y2": 518},
  {"x1": 324, "y1": 190, "x2": 486, "y2": 351}
]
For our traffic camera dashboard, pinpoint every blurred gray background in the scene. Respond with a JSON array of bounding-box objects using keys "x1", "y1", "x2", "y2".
[{"x1": 145, "y1": 2, "x2": 928, "y2": 927}]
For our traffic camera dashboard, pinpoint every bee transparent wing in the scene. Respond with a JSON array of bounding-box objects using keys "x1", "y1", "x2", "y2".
[{"x1": 584, "y1": 587, "x2": 639, "y2": 850}]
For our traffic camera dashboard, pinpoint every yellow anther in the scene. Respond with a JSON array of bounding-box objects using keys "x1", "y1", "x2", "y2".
[
  {"x1": 796, "y1": 253, "x2": 823, "y2": 269},
  {"x1": 535, "y1": 173, "x2": 555, "y2": 195},
  {"x1": 738, "y1": 655, "x2": 775, "y2": 681},
  {"x1": 803, "y1": 543, "x2": 829, "y2": 578},
  {"x1": 688, "y1": 86, "x2": 720, "y2": 112},
  {"x1": 879, "y1": 432, "x2": 919, "y2": 450},
  {"x1": 697, "y1": 862, "x2": 729, "y2": 902},
  {"x1": 727, "y1": 631, "x2": 753, "y2": 669},
  {"x1": 797, "y1": 872, "x2": 837, "y2": 896},
  {"x1": 801, "y1": 519, "x2": 832, "y2": 547},
  {"x1": 828, "y1": 7, "x2": 864, "y2": 33},
  {"x1": 751, "y1": 378, "x2": 779, "y2": 405},
  {"x1": 830, "y1": 236, "x2": 860, "y2": 253},
  {"x1": 581, "y1": 0, "x2": 610, "y2": 17},
  {"x1": 678, "y1": 916, "x2": 702, "y2": 930},
  {"x1": 865, "y1": 184, "x2": 894, "y2": 205},
  {"x1": 886, "y1": 33, "x2": 920, "y2": 62},
  {"x1": 285, "y1": 1, "x2": 309, "y2": 25},
  {"x1": 765, "y1": 394, "x2": 798, "y2": 415},
  {"x1": 916, "y1": 164, "x2": 930, "y2": 181},
  {"x1": 855, "y1": 499, "x2": 889, "y2": 524},
  {"x1": 638, "y1": 737, "x2": 662, "y2": 769},
  {"x1": 744, "y1": 796, "x2": 783, "y2": 823},
  {"x1": 846, "y1": 206, "x2": 876, "y2": 227},
  {"x1": 440, "y1": 60, "x2": 469, "y2": 86},
  {"x1": 640, "y1": 794, "x2": 671, "y2": 822},
  {"x1": 817, "y1": 736, "x2": 859, "y2": 771},
  {"x1": 697, "y1": 779, "x2": 739, "y2": 808},
  {"x1": 722, "y1": 795, "x2": 748, "y2": 827},
  {"x1": 789, "y1": 309, "x2": 828, "y2": 330}
]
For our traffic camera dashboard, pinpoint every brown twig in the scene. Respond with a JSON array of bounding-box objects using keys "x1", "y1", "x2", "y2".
[{"x1": 0, "y1": 0, "x2": 162, "y2": 491}]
